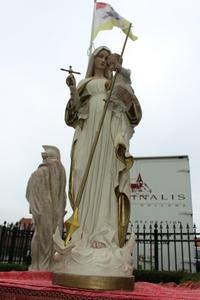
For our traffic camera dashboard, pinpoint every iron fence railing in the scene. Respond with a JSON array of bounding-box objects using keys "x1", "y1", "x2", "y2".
[
  {"x1": 128, "y1": 223, "x2": 200, "y2": 272},
  {"x1": 0, "y1": 222, "x2": 33, "y2": 265},
  {"x1": 0, "y1": 221, "x2": 199, "y2": 272}
]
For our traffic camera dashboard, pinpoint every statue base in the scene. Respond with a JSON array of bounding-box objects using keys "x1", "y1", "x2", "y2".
[
  {"x1": 52, "y1": 227, "x2": 135, "y2": 291},
  {"x1": 52, "y1": 273, "x2": 134, "y2": 290}
]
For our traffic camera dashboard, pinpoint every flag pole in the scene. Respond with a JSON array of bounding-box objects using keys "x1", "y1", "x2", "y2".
[
  {"x1": 120, "y1": 23, "x2": 132, "y2": 58},
  {"x1": 87, "y1": 0, "x2": 97, "y2": 57},
  {"x1": 64, "y1": 23, "x2": 132, "y2": 245}
]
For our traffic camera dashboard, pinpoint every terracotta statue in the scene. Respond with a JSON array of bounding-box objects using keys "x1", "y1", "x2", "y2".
[{"x1": 26, "y1": 145, "x2": 66, "y2": 271}]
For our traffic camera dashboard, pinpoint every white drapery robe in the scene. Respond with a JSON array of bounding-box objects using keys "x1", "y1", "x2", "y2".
[{"x1": 69, "y1": 78, "x2": 134, "y2": 246}]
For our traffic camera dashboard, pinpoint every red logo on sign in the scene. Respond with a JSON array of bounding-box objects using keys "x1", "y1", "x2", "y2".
[{"x1": 131, "y1": 173, "x2": 152, "y2": 193}]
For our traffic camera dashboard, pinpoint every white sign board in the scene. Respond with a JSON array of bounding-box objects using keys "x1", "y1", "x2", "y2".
[
  {"x1": 130, "y1": 156, "x2": 195, "y2": 272},
  {"x1": 130, "y1": 156, "x2": 193, "y2": 227}
]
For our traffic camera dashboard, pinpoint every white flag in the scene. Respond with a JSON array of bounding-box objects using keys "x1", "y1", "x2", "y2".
[{"x1": 92, "y1": 2, "x2": 138, "y2": 41}]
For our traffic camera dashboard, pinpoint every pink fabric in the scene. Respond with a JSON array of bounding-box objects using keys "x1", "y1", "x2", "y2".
[{"x1": 0, "y1": 271, "x2": 199, "y2": 300}]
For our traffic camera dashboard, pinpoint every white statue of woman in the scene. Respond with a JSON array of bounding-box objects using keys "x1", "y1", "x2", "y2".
[{"x1": 55, "y1": 46, "x2": 142, "y2": 277}]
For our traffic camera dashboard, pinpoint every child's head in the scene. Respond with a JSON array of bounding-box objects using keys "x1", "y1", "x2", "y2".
[{"x1": 107, "y1": 53, "x2": 123, "y2": 71}]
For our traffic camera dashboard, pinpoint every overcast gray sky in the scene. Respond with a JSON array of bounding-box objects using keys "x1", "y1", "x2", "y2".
[{"x1": 0, "y1": 0, "x2": 199, "y2": 229}]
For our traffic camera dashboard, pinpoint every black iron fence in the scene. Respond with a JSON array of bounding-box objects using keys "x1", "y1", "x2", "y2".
[
  {"x1": 0, "y1": 221, "x2": 199, "y2": 272},
  {"x1": 128, "y1": 223, "x2": 200, "y2": 273},
  {"x1": 0, "y1": 222, "x2": 33, "y2": 265}
]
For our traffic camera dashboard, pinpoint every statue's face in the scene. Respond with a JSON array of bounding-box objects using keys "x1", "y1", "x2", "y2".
[
  {"x1": 107, "y1": 53, "x2": 122, "y2": 71},
  {"x1": 41, "y1": 152, "x2": 48, "y2": 160},
  {"x1": 94, "y1": 49, "x2": 110, "y2": 72}
]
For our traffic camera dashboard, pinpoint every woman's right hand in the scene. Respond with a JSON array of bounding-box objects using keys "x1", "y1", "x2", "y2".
[{"x1": 66, "y1": 74, "x2": 76, "y2": 89}]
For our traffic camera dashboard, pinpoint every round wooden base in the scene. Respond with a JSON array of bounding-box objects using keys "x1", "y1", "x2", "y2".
[{"x1": 52, "y1": 273, "x2": 135, "y2": 291}]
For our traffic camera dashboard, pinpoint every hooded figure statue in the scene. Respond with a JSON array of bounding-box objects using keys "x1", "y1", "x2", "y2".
[{"x1": 26, "y1": 145, "x2": 66, "y2": 271}]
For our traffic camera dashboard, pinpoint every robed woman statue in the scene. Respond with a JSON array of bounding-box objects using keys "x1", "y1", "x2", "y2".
[{"x1": 54, "y1": 46, "x2": 142, "y2": 278}]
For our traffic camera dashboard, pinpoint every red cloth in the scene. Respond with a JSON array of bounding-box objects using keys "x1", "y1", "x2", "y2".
[{"x1": 0, "y1": 271, "x2": 199, "y2": 300}]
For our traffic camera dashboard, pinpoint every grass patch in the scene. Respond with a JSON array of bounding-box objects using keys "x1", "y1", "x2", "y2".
[
  {"x1": 180, "y1": 272, "x2": 200, "y2": 283},
  {"x1": 0, "y1": 263, "x2": 28, "y2": 272},
  {"x1": 133, "y1": 270, "x2": 200, "y2": 284}
]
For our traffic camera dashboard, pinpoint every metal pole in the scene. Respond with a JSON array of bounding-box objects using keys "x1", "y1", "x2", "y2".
[
  {"x1": 87, "y1": 0, "x2": 97, "y2": 57},
  {"x1": 154, "y1": 223, "x2": 159, "y2": 270}
]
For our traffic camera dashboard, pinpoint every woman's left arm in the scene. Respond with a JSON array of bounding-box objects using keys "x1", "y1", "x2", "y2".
[{"x1": 117, "y1": 86, "x2": 142, "y2": 127}]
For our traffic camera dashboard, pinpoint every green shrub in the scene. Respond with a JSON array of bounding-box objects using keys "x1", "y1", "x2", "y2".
[
  {"x1": 0, "y1": 263, "x2": 28, "y2": 272},
  {"x1": 133, "y1": 270, "x2": 200, "y2": 284},
  {"x1": 180, "y1": 272, "x2": 200, "y2": 283}
]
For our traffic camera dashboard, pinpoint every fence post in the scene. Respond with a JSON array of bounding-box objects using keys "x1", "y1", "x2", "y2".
[
  {"x1": 149, "y1": 224, "x2": 153, "y2": 270},
  {"x1": 136, "y1": 224, "x2": 140, "y2": 270},
  {"x1": 186, "y1": 223, "x2": 192, "y2": 272},
  {"x1": 154, "y1": 222, "x2": 159, "y2": 270},
  {"x1": 166, "y1": 224, "x2": 170, "y2": 271},
  {"x1": 8, "y1": 223, "x2": 18, "y2": 264},
  {"x1": 0, "y1": 222, "x2": 7, "y2": 261},
  {"x1": 180, "y1": 222, "x2": 184, "y2": 271},
  {"x1": 194, "y1": 224, "x2": 199, "y2": 272}
]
